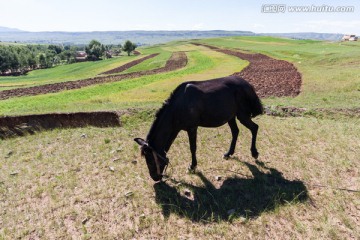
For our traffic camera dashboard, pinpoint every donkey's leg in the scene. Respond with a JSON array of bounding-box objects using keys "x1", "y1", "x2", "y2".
[
  {"x1": 187, "y1": 127, "x2": 198, "y2": 171},
  {"x1": 224, "y1": 117, "x2": 239, "y2": 159},
  {"x1": 238, "y1": 116, "x2": 259, "y2": 159}
]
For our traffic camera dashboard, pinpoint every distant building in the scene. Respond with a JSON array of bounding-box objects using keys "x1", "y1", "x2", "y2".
[
  {"x1": 75, "y1": 51, "x2": 87, "y2": 61},
  {"x1": 342, "y1": 34, "x2": 358, "y2": 41}
]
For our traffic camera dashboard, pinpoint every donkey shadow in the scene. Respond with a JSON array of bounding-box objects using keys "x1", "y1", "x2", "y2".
[{"x1": 154, "y1": 160, "x2": 308, "y2": 222}]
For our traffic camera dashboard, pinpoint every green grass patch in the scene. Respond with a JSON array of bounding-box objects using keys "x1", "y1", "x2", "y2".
[
  {"x1": 121, "y1": 50, "x2": 172, "y2": 74},
  {"x1": 0, "y1": 55, "x2": 142, "y2": 90}
]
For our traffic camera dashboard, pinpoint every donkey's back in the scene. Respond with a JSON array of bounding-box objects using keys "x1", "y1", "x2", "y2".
[{"x1": 173, "y1": 76, "x2": 262, "y2": 128}]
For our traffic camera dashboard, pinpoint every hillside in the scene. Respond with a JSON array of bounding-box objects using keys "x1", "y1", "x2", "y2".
[{"x1": 0, "y1": 26, "x2": 24, "y2": 32}]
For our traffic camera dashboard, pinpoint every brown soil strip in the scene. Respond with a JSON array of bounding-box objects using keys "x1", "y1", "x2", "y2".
[
  {"x1": 264, "y1": 106, "x2": 360, "y2": 118},
  {"x1": 264, "y1": 106, "x2": 307, "y2": 117},
  {"x1": 314, "y1": 108, "x2": 360, "y2": 118},
  {"x1": 0, "y1": 111, "x2": 121, "y2": 139},
  {"x1": 99, "y1": 53, "x2": 159, "y2": 75},
  {"x1": 193, "y1": 43, "x2": 302, "y2": 98},
  {"x1": 0, "y1": 52, "x2": 187, "y2": 100}
]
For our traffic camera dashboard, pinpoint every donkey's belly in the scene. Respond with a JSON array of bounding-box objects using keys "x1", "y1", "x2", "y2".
[
  {"x1": 199, "y1": 120, "x2": 229, "y2": 128},
  {"x1": 198, "y1": 111, "x2": 235, "y2": 128}
]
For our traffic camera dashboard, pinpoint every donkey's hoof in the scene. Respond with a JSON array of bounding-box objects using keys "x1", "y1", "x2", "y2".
[
  {"x1": 252, "y1": 151, "x2": 259, "y2": 159},
  {"x1": 223, "y1": 154, "x2": 231, "y2": 160},
  {"x1": 187, "y1": 165, "x2": 196, "y2": 174}
]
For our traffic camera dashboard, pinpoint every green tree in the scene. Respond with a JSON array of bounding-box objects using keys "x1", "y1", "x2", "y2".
[
  {"x1": 45, "y1": 50, "x2": 57, "y2": 67},
  {"x1": 9, "y1": 49, "x2": 20, "y2": 72},
  {"x1": 122, "y1": 40, "x2": 137, "y2": 56},
  {"x1": 38, "y1": 53, "x2": 47, "y2": 68},
  {"x1": 19, "y1": 54, "x2": 28, "y2": 70},
  {"x1": 28, "y1": 53, "x2": 37, "y2": 69},
  {"x1": 85, "y1": 40, "x2": 105, "y2": 61},
  {"x1": 48, "y1": 45, "x2": 63, "y2": 54},
  {"x1": 0, "y1": 47, "x2": 11, "y2": 73},
  {"x1": 60, "y1": 50, "x2": 75, "y2": 63}
]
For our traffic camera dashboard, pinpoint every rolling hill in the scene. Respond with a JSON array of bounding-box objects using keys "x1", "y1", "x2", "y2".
[{"x1": 0, "y1": 26, "x2": 347, "y2": 45}]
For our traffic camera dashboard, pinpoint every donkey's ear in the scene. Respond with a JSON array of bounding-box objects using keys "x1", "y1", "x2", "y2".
[{"x1": 134, "y1": 138, "x2": 147, "y2": 146}]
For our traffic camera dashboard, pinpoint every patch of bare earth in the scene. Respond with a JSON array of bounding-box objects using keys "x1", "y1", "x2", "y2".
[
  {"x1": 264, "y1": 106, "x2": 360, "y2": 118},
  {"x1": 0, "y1": 111, "x2": 121, "y2": 139},
  {"x1": 193, "y1": 43, "x2": 302, "y2": 98},
  {"x1": 0, "y1": 52, "x2": 187, "y2": 100},
  {"x1": 316, "y1": 107, "x2": 360, "y2": 118}
]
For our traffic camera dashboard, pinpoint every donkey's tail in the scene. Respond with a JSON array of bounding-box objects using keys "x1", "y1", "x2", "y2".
[{"x1": 244, "y1": 84, "x2": 263, "y2": 118}]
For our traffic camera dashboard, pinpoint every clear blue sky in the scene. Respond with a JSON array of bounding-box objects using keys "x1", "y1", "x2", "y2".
[{"x1": 1, "y1": 0, "x2": 359, "y2": 34}]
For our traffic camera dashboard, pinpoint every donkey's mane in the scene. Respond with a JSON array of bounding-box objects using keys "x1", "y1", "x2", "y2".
[
  {"x1": 155, "y1": 89, "x2": 176, "y2": 118},
  {"x1": 147, "y1": 83, "x2": 188, "y2": 141}
]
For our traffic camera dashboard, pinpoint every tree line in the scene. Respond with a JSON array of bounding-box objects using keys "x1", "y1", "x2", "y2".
[
  {"x1": 0, "y1": 44, "x2": 74, "y2": 75},
  {"x1": 0, "y1": 40, "x2": 137, "y2": 76}
]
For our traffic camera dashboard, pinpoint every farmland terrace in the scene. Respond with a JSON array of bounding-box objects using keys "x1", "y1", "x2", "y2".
[{"x1": 0, "y1": 52, "x2": 187, "y2": 100}]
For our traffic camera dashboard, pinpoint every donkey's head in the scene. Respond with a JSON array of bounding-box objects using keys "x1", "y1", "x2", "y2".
[{"x1": 134, "y1": 138, "x2": 169, "y2": 181}]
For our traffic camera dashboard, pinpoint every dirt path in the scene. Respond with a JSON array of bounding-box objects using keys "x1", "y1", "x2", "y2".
[
  {"x1": 193, "y1": 43, "x2": 302, "y2": 98},
  {"x1": 0, "y1": 52, "x2": 187, "y2": 100},
  {"x1": 99, "y1": 53, "x2": 159, "y2": 75}
]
